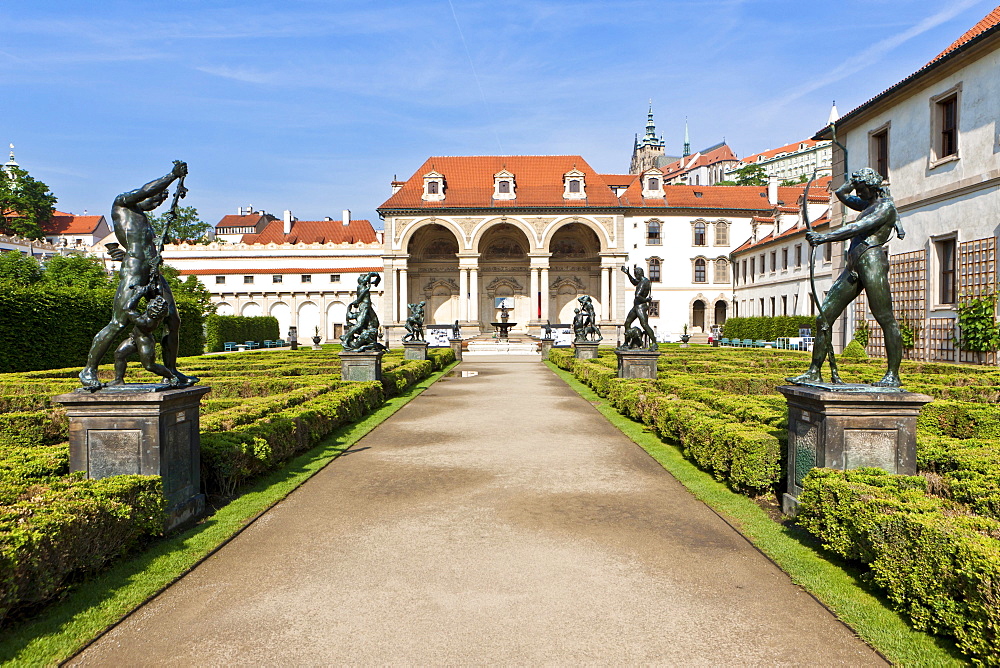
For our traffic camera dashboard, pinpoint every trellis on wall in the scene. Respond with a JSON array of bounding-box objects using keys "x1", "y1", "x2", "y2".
[
  {"x1": 957, "y1": 237, "x2": 997, "y2": 364},
  {"x1": 855, "y1": 249, "x2": 927, "y2": 360}
]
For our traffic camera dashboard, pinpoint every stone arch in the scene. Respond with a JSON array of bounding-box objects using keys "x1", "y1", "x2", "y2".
[
  {"x1": 241, "y1": 301, "x2": 262, "y2": 317},
  {"x1": 270, "y1": 302, "x2": 291, "y2": 340},
  {"x1": 406, "y1": 223, "x2": 460, "y2": 262},
  {"x1": 549, "y1": 276, "x2": 585, "y2": 323},
  {"x1": 216, "y1": 302, "x2": 234, "y2": 316},
  {"x1": 297, "y1": 301, "x2": 320, "y2": 341},
  {"x1": 397, "y1": 217, "x2": 465, "y2": 253},
  {"x1": 690, "y1": 297, "x2": 707, "y2": 333},
  {"x1": 470, "y1": 216, "x2": 539, "y2": 252},
  {"x1": 422, "y1": 278, "x2": 459, "y2": 324},
  {"x1": 540, "y1": 217, "x2": 610, "y2": 252},
  {"x1": 327, "y1": 301, "x2": 347, "y2": 340},
  {"x1": 714, "y1": 298, "x2": 728, "y2": 328}
]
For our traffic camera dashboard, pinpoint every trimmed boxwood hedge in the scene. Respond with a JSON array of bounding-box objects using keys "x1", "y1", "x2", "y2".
[
  {"x1": 0, "y1": 286, "x2": 205, "y2": 372},
  {"x1": 721, "y1": 315, "x2": 815, "y2": 341},
  {"x1": 204, "y1": 315, "x2": 280, "y2": 352}
]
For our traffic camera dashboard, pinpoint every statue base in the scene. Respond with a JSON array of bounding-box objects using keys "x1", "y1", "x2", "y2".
[
  {"x1": 573, "y1": 341, "x2": 600, "y2": 359},
  {"x1": 539, "y1": 339, "x2": 554, "y2": 358},
  {"x1": 615, "y1": 349, "x2": 661, "y2": 379},
  {"x1": 338, "y1": 350, "x2": 385, "y2": 382},
  {"x1": 777, "y1": 384, "x2": 933, "y2": 516},
  {"x1": 52, "y1": 384, "x2": 211, "y2": 531},
  {"x1": 449, "y1": 338, "x2": 463, "y2": 362},
  {"x1": 403, "y1": 340, "x2": 429, "y2": 361}
]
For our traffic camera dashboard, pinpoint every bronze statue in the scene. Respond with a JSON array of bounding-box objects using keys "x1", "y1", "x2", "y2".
[
  {"x1": 341, "y1": 272, "x2": 386, "y2": 352},
  {"x1": 79, "y1": 161, "x2": 198, "y2": 390},
  {"x1": 577, "y1": 295, "x2": 602, "y2": 341},
  {"x1": 402, "y1": 300, "x2": 426, "y2": 342},
  {"x1": 542, "y1": 320, "x2": 553, "y2": 340},
  {"x1": 789, "y1": 167, "x2": 904, "y2": 388},
  {"x1": 572, "y1": 308, "x2": 585, "y2": 342},
  {"x1": 111, "y1": 292, "x2": 172, "y2": 385},
  {"x1": 621, "y1": 265, "x2": 657, "y2": 350},
  {"x1": 451, "y1": 320, "x2": 461, "y2": 339}
]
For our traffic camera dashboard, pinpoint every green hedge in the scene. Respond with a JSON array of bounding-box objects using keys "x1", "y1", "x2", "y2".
[
  {"x1": 796, "y1": 468, "x2": 1000, "y2": 662},
  {"x1": 204, "y1": 315, "x2": 280, "y2": 352},
  {"x1": 0, "y1": 475, "x2": 166, "y2": 625},
  {"x1": 0, "y1": 286, "x2": 205, "y2": 372},
  {"x1": 722, "y1": 316, "x2": 815, "y2": 341}
]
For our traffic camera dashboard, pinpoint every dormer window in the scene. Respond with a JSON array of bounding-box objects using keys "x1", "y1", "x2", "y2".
[
  {"x1": 641, "y1": 168, "x2": 665, "y2": 198},
  {"x1": 493, "y1": 169, "x2": 516, "y2": 200},
  {"x1": 422, "y1": 170, "x2": 445, "y2": 201},
  {"x1": 563, "y1": 169, "x2": 586, "y2": 199}
]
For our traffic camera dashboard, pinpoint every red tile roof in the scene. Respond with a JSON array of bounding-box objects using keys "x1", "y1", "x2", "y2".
[
  {"x1": 820, "y1": 6, "x2": 1000, "y2": 135},
  {"x1": 602, "y1": 174, "x2": 639, "y2": 186},
  {"x1": 240, "y1": 218, "x2": 377, "y2": 245},
  {"x1": 732, "y1": 214, "x2": 831, "y2": 254},
  {"x1": 618, "y1": 183, "x2": 811, "y2": 210},
  {"x1": 215, "y1": 212, "x2": 275, "y2": 229},
  {"x1": 738, "y1": 139, "x2": 825, "y2": 165},
  {"x1": 659, "y1": 144, "x2": 738, "y2": 177},
  {"x1": 41, "y1": 212, "x2": 107, "y2": 235},
  {"x1": 378, "y1": 156, "x2": 622, "y2": 210}
]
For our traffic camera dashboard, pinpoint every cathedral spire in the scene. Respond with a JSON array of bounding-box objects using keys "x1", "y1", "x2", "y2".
[
  {"x1": 683, "y1": 118, "x2": 691, "y2": 158},
  {"x1": 642, "y1": 101, "x2": 659, "y2": 146}
]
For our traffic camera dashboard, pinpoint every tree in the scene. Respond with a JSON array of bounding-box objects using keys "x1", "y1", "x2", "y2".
[
  {"x1": 733, "y1": 164, "x2": 768, "y2": 186},
  {"x1": 780, "y1": 174, "x2": 809, "y2": 186},
  {"x1": 0, "y1": 166, "x2": 57, "y2": 239},
  {"x1": 148, "y1": 205, "x2": 212, "y2": 244},
  {"x1": 42, "y1": 254, "x2": 113, "y2": 289},
  {"x1": 0, "y1": 251, "x2": 43, "y2": 286},
  {"x1": 160, "y1": 264, "x2": 216, "y2": 317}
]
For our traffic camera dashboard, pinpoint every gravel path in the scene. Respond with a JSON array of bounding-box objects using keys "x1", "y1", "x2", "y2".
[{"x1": 71, "y1": 357, "x2": 885, "y2": 666}]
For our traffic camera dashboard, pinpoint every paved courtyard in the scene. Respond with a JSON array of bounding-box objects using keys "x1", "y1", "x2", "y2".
[{"x1": 72, "y1": 356, "x2": 884, "y2": 665}]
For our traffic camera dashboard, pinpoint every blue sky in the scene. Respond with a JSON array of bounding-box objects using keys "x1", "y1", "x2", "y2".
[{"x1": 2, "y1": 0, "x2": 996, "y2": 230}]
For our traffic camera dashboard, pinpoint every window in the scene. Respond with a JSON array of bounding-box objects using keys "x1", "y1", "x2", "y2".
[
  {"x1": 647, "y1": 177, "x2": 659, "y2": 190},
  {"x1": 568, "y1": 179, "x2": 580, "y2": 193},
  {"x1": 498, "y1": 180, "x2": 510, "y2": 194},
  {"x1": 936, "y1": 237, "x2": 957, "y2": 305},
  {"x1": 272, "y1": 275, "x2": 282, "y2": 283},
  {"x1": 781, "y1": 248, "x2": 788, "y2": 270},
  {"x1": 648, "y1": 300, "x2": 660, "y2": 317},
  {"x1": 742, "y1": 259, "x2": 747, "y2": 283},
  {"x1": 750, "y1": 258, "x2": 755, "y2": 280},
  {"x1": 648, "y1": 258, "x2": 661, "y2": 282},
  {"x1": 870, "y1": 125, "x2": 889, "y2": 177},
  {"x1": 330, "y1": 274, "x2": 340, "y2": 282},
  {"x1": 302, "y1": 274, "x2": 312, "y2": 283},
  {"x1": 243, "y1": 275, "x2": 254, "y2": 284},
  {"x1": 647, "y1": 220, "x2": 661, "y2": 245},
  {"x1": 759, "y1": 254, "x2": 765, "y2": 274},
  {"x1": 694, "y1": 258, "x2": 706, "y2": 283},
  {"x1": 824, "y1": 243, "x2": 832, "y2": 263},
  {"x1": 714, "y1": 221, "x2": 728, "y2": 246},
  {"x1": 770, "y1": 296, "x2": 776, "y2": 316},
  {"x1": 939, "y1": 96, "x2": 958, "y2": 158},
  {"x1": 427, "y1": 181, "x2": 439, "y2": 194},
  {"x1": 781, "y1": 295, "x2": 788, "y2": 315},
  {"x1": 693, "y1": 221, "x2": 706, "y2": 246},
  {"x1": 215, "y1": 276, "x2": 225, "y2": 284},
  {"x1": 714, "y1": 258, "x2": 729, "y2": 283},
  {"x1": 795, "y1": 244, "x2": 802, "y2": 267},
  {"x1": 770, "y1": 251, "x2": 776, "y2": 272},
  {"x1": 931, "y1": 85, "x2": 961, "y2": 165}
]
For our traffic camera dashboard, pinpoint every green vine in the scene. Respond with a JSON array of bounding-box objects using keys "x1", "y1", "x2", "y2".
[
  {"x1": 955, "y1": 293, "x2": 1000, "y2": 352},
  {"x1": 898, "y1": 315, "x2": 920, "y2": 350}
]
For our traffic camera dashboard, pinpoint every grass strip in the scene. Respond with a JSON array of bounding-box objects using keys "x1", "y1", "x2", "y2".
[
  {"x1": 545, "y1": 360, "x2": 963, "y2": 667},
  {"x1": 0, "y1": 361, "x2": 457, "y2": 666}
]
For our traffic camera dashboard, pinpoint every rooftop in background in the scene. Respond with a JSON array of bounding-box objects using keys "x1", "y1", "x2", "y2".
[
  {"x1": 41, "y1": 211, "x2": 107, "y2": 235},
  {"x1": 240, "y1": 218, "x2": 377, "y2": 245},
  {"x1": 736, "y1": 139, "x2": 826, "y2": 166}
]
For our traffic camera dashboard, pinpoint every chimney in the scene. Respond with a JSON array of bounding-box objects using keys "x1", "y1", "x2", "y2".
[
  {"x1": 283, "y1": 210, "x2": 293, "y2": 235},
  {"x1": 237, "y1": 206, "x2": 243, "y2": 215},
  {"x1": 324, "y1": 216, "x2": 333, "y2": 221},
  {"x1": 342, "y1": 209, "x2": 351, "y2": 227},
  {"x1": 767, "y1": 174, "x2": 779, "y2": 205}
]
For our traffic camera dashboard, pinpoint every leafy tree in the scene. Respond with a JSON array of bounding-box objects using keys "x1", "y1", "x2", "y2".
[
  {"x1": 0, "y1": 166, "x2": 58, "y2": 239},
  {"x1": 0, "y1": 251, "x2": 43, "y2": 286},
  {"x1": 780, "y1": 174, "x2": 809, "y2": 186},
  {"x1": 734, "y1": 164, "x2": 768, "y2": 186},
  {"x1": 160, "y1": 264, "x2": 216, "y2": 317},
  {"x1": 148, "y1": 205, "x2": 212, "y2": 244},
  {"x1": 714, "y1": 180, "x2": 737, "y2": 186},
  {"x1": 42, "y1": 254, "x2": 113, "y2": 289}
]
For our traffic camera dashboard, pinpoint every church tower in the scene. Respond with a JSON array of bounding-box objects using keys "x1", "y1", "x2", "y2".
[{"x1": 629, "y1": 104, "x2": 665, "y2": 174}]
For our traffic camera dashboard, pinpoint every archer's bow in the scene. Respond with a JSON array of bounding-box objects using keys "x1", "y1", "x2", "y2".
[{"x1": 802, "y1": 167, "x2": 840, "y2": 381}]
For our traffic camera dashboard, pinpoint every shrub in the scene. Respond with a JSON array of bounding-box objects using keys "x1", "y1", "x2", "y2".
[
  {"x1": 840, "y1": 339, "x2": 868, "y2": 359},
  {"x1": 722, "y1": 316, "x2": 814, "y2": 341},
  {"x1": 204, "y1": 315, "x2": 280, "y2": 352}
]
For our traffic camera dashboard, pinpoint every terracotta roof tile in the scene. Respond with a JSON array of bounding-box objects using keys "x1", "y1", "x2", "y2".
[
  {"x1": 41, "y1": 212, "x2": 107, "y2": 235},
  {"x1": 618, "y1": 183, "x2": 810, "y2": 210},
  {"x1": 732, "y1": 213, "x2": 831, "y2": 254},
  {"x1": 215, "y1": 213, "x2": 275, "y2": 229},
  {"x1": 659, "y1": 144, "x2": 738, "y2": 176},
  {"x1": 378, "y1": 156, "x2": 621, "y2": 210},
  {"x1": 240, "y1": 218, "x2": 377, "y2": 245},
  {"x1": 929, "y1": 5, "x2": 1000, "y2": 64},
  {"x1": 738, "y1": 139, "x2": 824, "y2": 165}
]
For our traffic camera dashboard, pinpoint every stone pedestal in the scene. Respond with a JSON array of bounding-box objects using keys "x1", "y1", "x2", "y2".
[
  {"x1": 777, "y1": 384, "x2": 933, "y2": 515},
  {"x1": 573, "y1": 341, "x2": 600, "y2": 359},
  {"x1": 615, "y1": 349, "x2": 661, "y2": 379},
  {"x1": 403, "y1": 340, "x2": 429, "y2": 361},
  {"x1": 449, "y1": 338, "x2": 463, "y2": 362},
  {"x1": 52, "y1": 385, "x2": 211, "y2": 531},
  {"x1": 339, "y1": 350, "x2": 385, "y2": 382},
  {"x1": 539, "y1": 339, "x2": 554, "y2": 358}
]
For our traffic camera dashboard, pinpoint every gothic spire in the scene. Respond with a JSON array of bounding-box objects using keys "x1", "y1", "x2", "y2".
[{"x1": 683, "y1": 118, "x2": 691, "y2": 158}]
